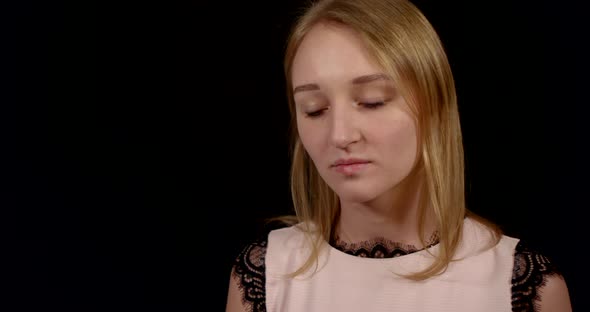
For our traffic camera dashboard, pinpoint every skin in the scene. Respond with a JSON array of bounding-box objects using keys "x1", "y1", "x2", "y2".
[
  {"x1": 292, "y1": 21, "x2": 434, "y2": 245},
  {"x1": 226, "y1": 20, "x2": 573, "y2": 312},
  {"x1": 538, "y1": 275, "x2": 572, "y2": 312}
]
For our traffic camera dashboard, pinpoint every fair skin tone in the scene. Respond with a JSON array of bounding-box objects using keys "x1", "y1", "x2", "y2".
[
  {"x1": 226, "y1": 21, "x2": 572, "y2": 312},
  {"x1": 292, "y1": 21, "x2": 434, "y2": 246}
]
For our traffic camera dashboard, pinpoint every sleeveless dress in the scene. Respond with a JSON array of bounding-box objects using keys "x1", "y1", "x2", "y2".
[{"x1": 231, "y1": 217, "x2": 561, "y2": 312}]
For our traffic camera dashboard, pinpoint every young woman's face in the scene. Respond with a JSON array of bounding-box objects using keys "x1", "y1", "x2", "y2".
[{"x1": 292, "y1": 22, "x2": 419, "y2": 203}]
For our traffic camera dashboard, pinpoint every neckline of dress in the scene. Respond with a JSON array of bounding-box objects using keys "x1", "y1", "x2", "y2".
[{"x1": 329, "y1": 231, "x2": 440, "y2": 259}]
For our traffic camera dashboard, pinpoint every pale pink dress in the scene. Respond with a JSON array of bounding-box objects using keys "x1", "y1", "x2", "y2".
[{"x1": 264, "y1": 217, "x2": 519, "y2": 312}]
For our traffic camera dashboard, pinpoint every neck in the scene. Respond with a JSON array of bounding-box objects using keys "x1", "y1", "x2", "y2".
[{"x1": 336, "y1": 169, "x2": 436, "y2": 248}]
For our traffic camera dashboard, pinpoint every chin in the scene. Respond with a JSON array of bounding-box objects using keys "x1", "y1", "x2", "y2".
[{"x1": 332, "y1": 184, "x2": 383, "y2": 204}]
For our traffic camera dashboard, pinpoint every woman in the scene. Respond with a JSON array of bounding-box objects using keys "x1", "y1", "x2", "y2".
[{"x1": 226, "y1": 0, "x2": 572, "y2": 311}]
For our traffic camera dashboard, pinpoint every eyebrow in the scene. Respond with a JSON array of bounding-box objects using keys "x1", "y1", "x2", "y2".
[
  {"x1": 352, "y1": 73, "x2": 391, "y2": 84},
  {"x1": 293, "y1": 83, "x2": 320, "y2": 94},
  {"x1": 292, "y1": 73, "x2": 391, "y2": 94}
]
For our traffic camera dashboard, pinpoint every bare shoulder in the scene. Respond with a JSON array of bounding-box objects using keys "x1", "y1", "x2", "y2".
[
  {"x1": 225, "y1": 220, "x2": 296, "y2": 311},
  {"x1": 226, "y1": 266, "x2": 249, "y2": 312},
  {"x1": 537, "y1": 274, "x2": 572, "y2": 312},
  {"x1": 511, "y1": 240, "x2": 572, "y2": 312},
  {"x1": 225, "y1": 238, "x2": 269, "y2": 312}
]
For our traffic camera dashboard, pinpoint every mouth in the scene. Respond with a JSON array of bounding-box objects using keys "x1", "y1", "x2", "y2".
[{"x1": 331, "y1": 159, "x2": 371, "y2": 175}]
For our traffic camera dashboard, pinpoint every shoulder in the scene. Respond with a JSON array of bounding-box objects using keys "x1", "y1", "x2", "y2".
[
  {"x1": 267, "y1": 221, "x2": 310, "y2": 247},
  {"x1": 231, "y1": 220, "x2": 295, "y2": 280},
  {"x1": 511, "y1": 240, "x2": 572, "y2": 312},
  {"x1": 233, "y1": 236, "x2": 268, "y2": 279},
  {"x1": 461, "y1": 216, "x2": 517, "y2": 256},
  {"x1": 226, "y1": 220, "x2": 294, "y2": 312}
]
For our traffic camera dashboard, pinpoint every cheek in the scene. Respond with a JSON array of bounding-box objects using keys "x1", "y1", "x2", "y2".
[
  {"x1": 297, "y1": 119, "x2": 324, "y2": 160},
  {"x1": 381, "y1": 119, "x2": 418, "y2": 165}
]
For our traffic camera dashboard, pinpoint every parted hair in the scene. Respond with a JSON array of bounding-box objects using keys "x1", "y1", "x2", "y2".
[{"x1": 277, "y1": 0, "x2": 501, "y2": 281}]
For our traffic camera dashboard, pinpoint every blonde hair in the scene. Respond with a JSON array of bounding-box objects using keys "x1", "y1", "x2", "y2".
[{"x1": 277, "y1": 0, "x2": 501, "y2": 280}]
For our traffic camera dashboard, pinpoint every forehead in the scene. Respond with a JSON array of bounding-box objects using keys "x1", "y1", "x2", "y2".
[{"x1": 291, "y1": 22, "x2": 384, "y2": 87}]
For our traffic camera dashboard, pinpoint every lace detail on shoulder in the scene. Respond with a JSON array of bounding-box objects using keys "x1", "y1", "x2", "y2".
[
  {"x1": 331, "y1": 231, "x2": 439, "y2": 258},
  {"x1": 231, "y1": 238, "x2": 267, "y2": 312},
  {"x1": 511, "y1": 240, "x2": 562, "y2": 312}
]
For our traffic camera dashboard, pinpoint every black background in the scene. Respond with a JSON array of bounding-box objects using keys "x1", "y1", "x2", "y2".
[{"x1": 3, "y1": 0, "x2": 588, "y2": 311}]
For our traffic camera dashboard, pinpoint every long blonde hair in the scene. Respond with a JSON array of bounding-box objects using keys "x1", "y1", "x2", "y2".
[{"x1": 277, "y1": 0, "x2": 501, "y2": 280}]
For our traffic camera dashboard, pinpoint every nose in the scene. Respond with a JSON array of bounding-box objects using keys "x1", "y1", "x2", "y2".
[{"x1": 330, "y1": 105, "x2": 361, "y2": 149}]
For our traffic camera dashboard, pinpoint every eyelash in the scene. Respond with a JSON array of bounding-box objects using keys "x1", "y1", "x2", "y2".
[
  {"x1": 362, "y1": 101, "x2": 385, "y2": 109},
  {"x1": 306, "y1": 110, "x2": 325, "y2": 118},
  {"x1": 305, "y1": 101, "x2": 386, "y2": 118}
]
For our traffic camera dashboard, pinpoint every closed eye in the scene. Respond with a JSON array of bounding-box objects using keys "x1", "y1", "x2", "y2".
[
  {"x1": 305, "y1": 101, "x2": 386, "y2": 118},
  {"x1": 360, "y1": 101, "x2": 386, "y2": 109},
  {"x1": 306, "y1": 108, "x2": 327, "y2": 118}
]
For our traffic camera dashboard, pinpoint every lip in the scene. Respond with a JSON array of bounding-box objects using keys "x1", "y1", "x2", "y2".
[{"x1": 331, "y1": 158, "x2": 371, "y2": 175}]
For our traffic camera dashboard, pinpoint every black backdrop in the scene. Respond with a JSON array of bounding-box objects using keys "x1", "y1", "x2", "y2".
[{"x1": 3, "y1": 1, "x2": 588, "y2": 311}]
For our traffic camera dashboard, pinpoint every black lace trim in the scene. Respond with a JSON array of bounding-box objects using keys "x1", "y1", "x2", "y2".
[
  {"x1": 511, "y1": 240, "x2": 562, "y2": 312},
  {"x1": 231, "y1": 238, "x2": 267, "y2": 312},
  {"x1": 233, "y1": 233, "x2": 561, "y2": 312},
  {"x1": 330, "y1": 231, "x2": 440, "y2": 258}
]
